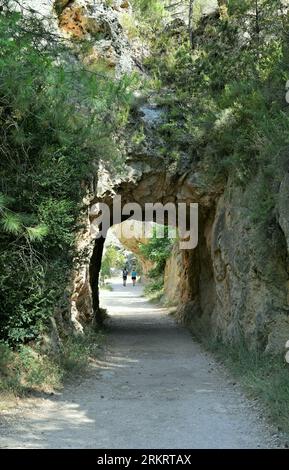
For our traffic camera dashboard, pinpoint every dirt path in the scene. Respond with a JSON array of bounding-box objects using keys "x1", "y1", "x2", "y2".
[{"x1": 0, "y1": 279, "x2": 278, "y2": 449}]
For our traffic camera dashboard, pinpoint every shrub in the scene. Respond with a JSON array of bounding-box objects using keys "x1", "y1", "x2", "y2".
[
  {"x1": 0, "y1": 341, "x2": 13, "y2": 376},
  {"x1": 0, "y1": 329, "x2": 105, "y2": 395},
  {"x1": 140, "y1": 0, "x2": 289, "y2": 227},
  {"x1": 139, "y1": 225, "x2": 174, "y2": 277},
  {"x1": 0, "y1": 4, "x2": 133, "y2": 345}
]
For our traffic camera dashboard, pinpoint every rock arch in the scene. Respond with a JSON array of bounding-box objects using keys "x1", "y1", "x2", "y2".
[{"x1": 70, "y1": 153, "x2": 219, "y2": 332}]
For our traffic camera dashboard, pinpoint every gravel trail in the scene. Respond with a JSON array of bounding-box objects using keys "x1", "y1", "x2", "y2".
[{"x1": 0, "y1": 279, "x2": 278, "y2": 449}]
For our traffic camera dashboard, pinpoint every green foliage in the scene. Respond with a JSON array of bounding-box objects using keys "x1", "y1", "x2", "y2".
[
  {"x1": 132, "y1": 0, "x2": 165, "y2": 17},
  {"x1": 0, "y1": 341, "x2": 13, "y2": 375},
  {"x1": 0, "y1": 341, "x2": 62, "y2": 394},
  {"x1": 142, "y1": 0, "x2": 289, "y2": 224},
  {"x1": 130, "y1": 0, "x2": 168, "y2": 38},
  {"x1": 0, "y1": 329, "x2": 104, "y2": 395},
  {"x1": 59, "y1": 329, "x2": 104, "y2": 376},
  {"x1": 144, "y1": 277, "x2": 164, "y2": 297},
  {"x1": 0, "y1": 5, "x2": 133, "y2": 345},
  {"x1": 139, "y1": 225, "x2": 174, "y2": 299},
  {"x1": 119, "y1": 12, "x2": 139, "y2": 40},
  {"x1": 100, "y1": 245, "x2": 126, "y2": 280},
  {"x1": 0, "y1": 193, "x2": 49, "y2": 241},
  {"x1": 16, "y1": 345, "x2": 60, "y2": 389},
  {"x1": 139, "y1": 225, "x2": 174, "y2": 277}
]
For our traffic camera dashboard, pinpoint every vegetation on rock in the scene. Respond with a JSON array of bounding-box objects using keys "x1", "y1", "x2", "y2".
[
  {"x1": 134, "y1": 0, "x2": 289, "y2": 225},
  {"x1": 139, "y1": 225, "x2": 174, "y2": 296},
  {"x1": 0, "y1": 3, "x2": 133, "y2": 346},
  {"x1": 100, "y1": 245, "x2": 126, "y2": 281},
  {"x1": 1, "y1": 0, "x2": 289, "y2": 436}
]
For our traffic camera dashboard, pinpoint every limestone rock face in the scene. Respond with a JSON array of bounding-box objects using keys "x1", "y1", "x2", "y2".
[
  {"x1": 19, "y1": 0, "x2": 137, "y2": 75},
  {"x1": 57, "y1": 0, "x2": 135, "y2": 75},
  {"x1": 165, "y1": 0, "x2": 218, "y2": 24},
  {"x1": 163, "y1": 242, "x2": 183, "y2": 306},
  {"x1": 163, "y1": 178, "x2": 289, "y2": 353},
  {"x1": 170, "y1": 183, "x2": 289, "y2": 353},
  {"x1": 209, "y1": 187, "x2": 287, "y2": 351},
  {"x1": 20, "y1": 0, "x2": 56, "y2": 16}
]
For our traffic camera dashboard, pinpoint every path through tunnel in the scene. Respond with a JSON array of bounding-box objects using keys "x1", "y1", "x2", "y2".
[{"x1": 88, "y1": 201, "x2": 216, "y2": 331}]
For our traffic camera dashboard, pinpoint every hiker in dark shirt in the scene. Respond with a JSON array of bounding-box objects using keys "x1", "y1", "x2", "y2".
[{"x1": 122, "y1": 267, "x2": 128, "y2": 286}]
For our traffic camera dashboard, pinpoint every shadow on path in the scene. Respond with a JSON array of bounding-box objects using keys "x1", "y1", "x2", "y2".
[{"x1": 0, "y1": 279, "x2": 276, "y2": 449}]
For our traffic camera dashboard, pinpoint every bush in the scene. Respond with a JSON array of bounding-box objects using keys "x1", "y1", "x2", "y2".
[
  {"x1": 139, "y1": 225, "x2": 174, "y2": 277},
  {"x1": 49, "y1": 330, "x2": 105, "y2": 380},
  {"x1": 60, "y1": 336, "x2": 92, "y2": 374},
  {"x1": 139, "y1": 225, "x2": 174, "y2": 301},
  {"x1": 140, "y1": 0, "x2": 289, "y2": 226},
  {"x1": 0, "y1": 341, "x2": 13, "y2": 376},
  {"x1": 0, "y1": 343, "x2": 62, "y2": 395},
  {"x1": 0, "y1": 329, "x2": 105, "y2": 396},
  {"x1": 100, "y1": 245, "x2": 126, "y2": 281},
  {"x1": 144, "y1": 278, "x2": 164, "y2": 295},
  {"x1": 0, "y1": 4, "x2": 133, "y2": 345}
]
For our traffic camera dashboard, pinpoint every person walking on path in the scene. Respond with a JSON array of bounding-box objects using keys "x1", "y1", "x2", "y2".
[
  {"x1": 131, "y1": 269, "x2": 137, "y2": 286},
  {"x1": 122, "y1": 267, "x2": 128, "y2": 287}
]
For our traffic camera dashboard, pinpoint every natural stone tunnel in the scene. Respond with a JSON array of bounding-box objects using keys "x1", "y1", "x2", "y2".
[
  {"x1": 88, "y1": 202, "x2": 215, "y2": 328},
  {"x1": 69, "y1": 155, "x2": 289, "y2": 355},
  {"x1": 89, "y1": 168, "x2": 215, "y2": 315},
  {"x1": 70, "y1": 152, "x2": 216, "y2": 320}
]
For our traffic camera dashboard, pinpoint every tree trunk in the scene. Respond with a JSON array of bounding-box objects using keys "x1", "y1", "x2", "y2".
[{"x1": 188, "y1": 0, "x2": 194, "y2": 48}]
